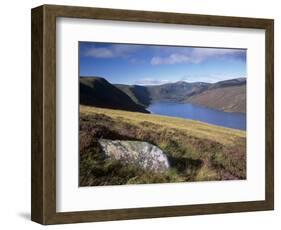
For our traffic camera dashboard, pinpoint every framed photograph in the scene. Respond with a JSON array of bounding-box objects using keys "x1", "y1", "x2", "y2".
[{"x1": 31, "y1": 4, "x2": 274, "y2": 225}]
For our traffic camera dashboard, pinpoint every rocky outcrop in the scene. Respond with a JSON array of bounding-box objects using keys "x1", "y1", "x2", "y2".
[{"x1": 98, "y1": 139, "x2": 170, "y2": 173}]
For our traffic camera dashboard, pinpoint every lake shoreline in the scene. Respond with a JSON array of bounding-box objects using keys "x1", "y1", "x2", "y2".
[
  {"x1": 146, "y1": 100, "x2": 246, "y2": 114},
  {"x1": 147, "y1": 101, "x2": 246, "y2": 131}
]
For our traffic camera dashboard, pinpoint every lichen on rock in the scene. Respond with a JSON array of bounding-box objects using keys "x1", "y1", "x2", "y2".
[{"x1": 98, "y1": 139, "x2": 170, "y2": 173}]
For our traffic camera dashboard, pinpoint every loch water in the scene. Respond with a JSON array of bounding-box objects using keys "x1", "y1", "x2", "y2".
[{"x1": 147, "y1": 102, "x2": 246, "y2": 130}]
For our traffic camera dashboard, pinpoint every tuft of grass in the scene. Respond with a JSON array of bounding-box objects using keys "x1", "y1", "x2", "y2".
[
  {"x1": 127, "y1": 169, "x2": 185, "y2": 184},
  {"x1": 194, "y1": 164, "x2": 218, "y2": 181}
]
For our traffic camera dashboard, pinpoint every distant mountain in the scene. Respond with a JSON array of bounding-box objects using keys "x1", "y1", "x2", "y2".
[
  {"x1": 116, "y1": 78, "x2": 246, "y2": 113},
  {"x1": 115, "y1": 81, "x2": 210, "y2": 106},
  {"x1": 80, "y1": 77, "x2": 246, "y2": 113},
  {"x1": 208, "y1": 78, "x2": 246, "y2": 89},
  {"x1": 146, "y1": 81, "x2": 211, "y2": 102},
  {"x1": 185, "y1": 78, "x2": 246, "y2": 113},
  {"x1": 80, "y1": 77, "x2": 149, "y2": 113}
]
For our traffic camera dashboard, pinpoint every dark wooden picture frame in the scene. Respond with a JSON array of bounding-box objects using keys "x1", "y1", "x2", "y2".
[{"x1": 31, "y1": 4, "x2": 274, "y2": 225}]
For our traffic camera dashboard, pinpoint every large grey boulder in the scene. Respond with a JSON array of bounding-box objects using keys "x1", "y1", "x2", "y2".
[{"x1": 98, "y1": 139, "x2": 170, "y2": 173}]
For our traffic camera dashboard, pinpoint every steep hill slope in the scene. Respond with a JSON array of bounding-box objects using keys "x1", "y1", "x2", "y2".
[
  {"x1": 186, "y1": 78, "x2": 246, "y2": 113},
  {"x1": 80, "y1": 77, "x2": 149, "y2": 113},
  {"x1": 114, "y1": 84, "x2": 151, "y2": 107}
]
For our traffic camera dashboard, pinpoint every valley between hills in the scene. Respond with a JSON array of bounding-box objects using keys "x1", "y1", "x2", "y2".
[{"x1": 80, "y1": 76, "x2": 246, "y2": 114}]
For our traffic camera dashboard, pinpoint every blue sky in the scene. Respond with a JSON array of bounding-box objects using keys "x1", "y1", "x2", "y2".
[{"x1": 79, "y1": 42, "x2": 246, "y2": 85}]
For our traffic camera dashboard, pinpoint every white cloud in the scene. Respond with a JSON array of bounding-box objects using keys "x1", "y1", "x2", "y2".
[
  {"x1": 150, "y1": 48, "x2": 245, "y2": 65},
  {"x1": 191, "y1": 48, "x2": 244, "y2": 62},
  {"x1": 151, "y1": 54, "x2": 196, "y2": 65},
  {"x1": 135, "y1": 78, "x2": 172, "y2": 85},
  {"x1": 83, "y1": 44, "x2": 140, "y2": 58},
  {"x1": 84, "y1": 47, "x2": 114, "y2": 58},
  {"x1": 182, "y1": 73, "x2": 246, "y2": 83}
]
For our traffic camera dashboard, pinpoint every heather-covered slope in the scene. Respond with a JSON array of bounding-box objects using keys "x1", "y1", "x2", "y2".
[{"x1": 80, "y1": 105, "x2": 246, "y2": 186}]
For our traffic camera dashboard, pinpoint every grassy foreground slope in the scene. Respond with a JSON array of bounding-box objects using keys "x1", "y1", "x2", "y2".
[{"x1": 80, "y1": 105, "x2": 246, "y2": 186}]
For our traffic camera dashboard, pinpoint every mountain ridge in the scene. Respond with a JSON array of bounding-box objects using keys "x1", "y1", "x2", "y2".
[{"x1": 80, "y1": 76, "x2": 246, "y2": 113}]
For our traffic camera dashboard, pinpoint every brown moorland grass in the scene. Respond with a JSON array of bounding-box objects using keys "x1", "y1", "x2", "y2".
[{"x1": 79, "y1": 105, "x2": 246, "y2": 186}]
